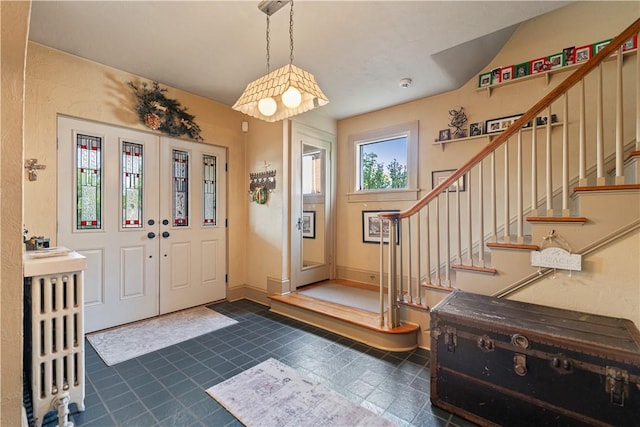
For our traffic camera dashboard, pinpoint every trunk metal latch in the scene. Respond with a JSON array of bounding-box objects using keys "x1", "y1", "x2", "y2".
[{"x1": 606, "y1": 367, "x2": 629, "y2": 406}]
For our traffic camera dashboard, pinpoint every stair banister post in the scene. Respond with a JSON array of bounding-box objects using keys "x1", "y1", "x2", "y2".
[
  {"x1": 379, "y1": 229, "x2": 384, "y2": 327},
  {"x1": 490, "y1": 151, "x2": 497, "y2": 243},
  {"x1": 516, "y1": 130, "x2": 524, "y2": 243},
  {"x1": 596, "y1": 62, "x2": 605, "y2": 185},
  {"x1": 424, "y1": 206, "x2": 431, "y2": 287},
  {"x1": 466, "y1": 172, "x2": 473, "y2": 265},
  {"x1": 387, "y1": 217, "x2": 399, "y2": 328},
  {"x1": 435, "y1": 196, "x2": 441, "y2": 285},
  {"x1": 444, "y1": 188, "x2": 451, "y2": 286},
  {"x1": 407, "y1": 217, "x2": 412, "y2": 303},
  {"x1": 478, "y1": 161, "x2": 485, "y2": 267},
  {"x1": 562, "y1": 93, "x2": 570, "y2": 216},
  {"x1": 615, "y1": 46, "x2": 624, "y2": 185},
  {"x1": 416, "y1": 212, "x2": 421, "y2": 305},
  {"x1": 456, "y1": 180, "x2": 462, "y2": 264},
  {"x1": 503, "y1": 141, "x2": 510, "y2": 243},
  {"x1": 579, "y1": 79, "x2": 587, "y2": 186},
  {"x1": 545, "y1": 106, "x2": 553, "y2": 216},
  {"x1": 531, "y1": 121, "x2": 538, "y2": 215}
]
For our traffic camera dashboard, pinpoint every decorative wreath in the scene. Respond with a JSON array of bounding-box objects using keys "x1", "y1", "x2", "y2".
[{"x1": 128, "y1": 81, "x2": 203, "y2": 141}]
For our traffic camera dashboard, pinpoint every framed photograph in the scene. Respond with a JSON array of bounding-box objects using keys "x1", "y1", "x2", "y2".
[
  {"x1": 362, "y1": 210, "x2": 400, "y2": 244},
  {"x1": 514, "y1": 62, "x2": 529, "y2": 79},
  {"x1": 575, "y1": 45, "x2": 591, "y2": 63},
  {"x1": 622, "y1": 34, "x2": 638, "y2": 52},
  {"x1": 302, "y1": 210, "x2": 315, "y2": 239},
  {"x1": 535, "y1": 114, "x2": 558, "y2": 126},
  {"x1": 478, "y1": 72, "x2": 492, "y2": 88},
  {"x1": 500, "y1": 66, "x2": 513, "y2": 83},
  {"x1": 491, "y1": 67, "x2": 501, "y2": 84},
  {"x1": 547, "y1": 53, "x2": 564, "y2": 70},
  {"x1": 563, "y1": 46, "x2": 576, "y2": 66},
  {"x1": 593, "y1": 39, "x2": 612, "y2": 56},
  {"x1": 432, "y1": 169, "x2": 466, "y2": 192},
  {"x1": 530, "y1": 57, "x2": 546, "y2": 74},
  {"x1": 469, "y1": 121, "x2": 483, "y2": 136},
  {"x1": 438, "y1": 129, "x2": 451, "y2": 141},
  {"x1": 485, "y1": 114, "x2": 523, "y2": 134}
]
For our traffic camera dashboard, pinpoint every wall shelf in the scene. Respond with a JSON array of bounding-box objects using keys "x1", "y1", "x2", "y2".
[
  {"x1": 433, "y1": 122, "x2": 564, "y2": 151},
  {"x1": 476, "y1": 48, "x2": 637, "y2": 97}
]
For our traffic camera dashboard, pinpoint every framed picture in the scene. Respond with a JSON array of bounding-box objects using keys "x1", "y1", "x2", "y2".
[
  {"x1": 575, "y1": 45, "x2": 591, "y2": 63},
  {"x1": 438, "y1": 129, "x2": 451, "y2": 141},
  {"x1": 563, "y1": 46, "x2": 576, "y2": 66},
  {"x1": 478, "y1": 72, "x2": 492, "y2": 88},
  {"x1": 514, "y1": 62, "x2": 529, "y2": 79},
  {"x1": 500, "y1": 66, "x2": 513, "y2": 83},
  {"x1": 485, "y1": 114, "x2": 523, "y2": 134},
  {"x1": 302, "y1": 210, "x2": 315, "y2": 239},
  {"x1": 622, "y1": 34, "x2": 638, "y2": 52},
  {"x1": 432, "y1": 169, "x2": 466, "y2": 192},
  {"x1": 469, "y1": 121, "x2": 483, "y2": 136},
  {"x1": 547, "y1": 53, "x2": 564, "y2": 70},
  {"x1": 535, "y1": 114, "x2": 558, "y2": 126},
  {"x1": 530, "y1": 57, "x2": 546, "y2": 74},
  {"x1": 362, "y1": 210, "x2": 400, "y2": 244},
  {"x1": 491, "y1": 67, "x2": 501, "y2": 84},
  {"x1": 593, "y1": 39, "x2": 612, "y2": 56}
]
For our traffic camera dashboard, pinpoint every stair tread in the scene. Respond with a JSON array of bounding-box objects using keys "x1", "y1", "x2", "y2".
[
  {"x1": 527, "y1": 216, "x2": 587, "y2": 223},
  {"x1": 451, "y1": 264, "x2": 498, "y2": 274},
  {"x1": 487, "y1": 242, "x2": 539, "y2": 250},
  {"x1": 574, "y1": 184, "x2": 640, "y2": 192}
]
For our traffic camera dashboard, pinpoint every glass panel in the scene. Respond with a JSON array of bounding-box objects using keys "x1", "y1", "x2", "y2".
[
  {"x1": 76, "y1": 134, "x2": 102, "y2": 230},
  {"x1": 202, "y1": 154, "x2": 216, "y2": 226},
  {"x1": 122, "y1": 142, "x2": 143, "y2": 228},
  {"x1": 173, "y1": 149, "x2": 189, "y2": 227},
  {"x1": 302, "y1": 145, "x2": 326, "y2": 268},
  {"x1": 358, "y1": 136, "x2": 408, "y2": 190}
]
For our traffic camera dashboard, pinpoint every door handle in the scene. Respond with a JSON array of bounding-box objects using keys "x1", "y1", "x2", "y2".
[
  {"x1": 162, "y1": 231, "x2": 170, "y2": 238},
  {"x1": 162, "y1": 219, "x2": 169, "y2": 225},
  {"x1": 296, "y1": 218, "x2": 302, "y2": 230},
  {"x1": 147, "y1": 232, "x2": 156, "y2": 239}
]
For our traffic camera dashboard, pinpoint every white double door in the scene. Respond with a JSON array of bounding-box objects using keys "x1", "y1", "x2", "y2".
[{"x1": 58, "y1": 117, "x2": 226, "y2": 333}]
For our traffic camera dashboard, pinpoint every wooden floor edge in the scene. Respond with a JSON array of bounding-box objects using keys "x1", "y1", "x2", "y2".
[
  {"x1": 486, "y1": 242, "x2": 539, "y2": 250},
  {"x1": 574, "y1": 184, "x2": 640, "y2": 192},
  {"x1": 267, "y1": 294, "x2": 419, "y2": 334},
  {"x1": 526, "y1": 216, "x2": 587, "y2": 223}
]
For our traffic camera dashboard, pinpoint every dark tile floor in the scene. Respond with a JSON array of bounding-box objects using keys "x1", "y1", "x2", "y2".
[{"x1": 39, "y1": 299, "x2": 475, "y2": 427}]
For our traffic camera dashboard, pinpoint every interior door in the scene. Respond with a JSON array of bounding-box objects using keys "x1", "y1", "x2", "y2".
[
  {"x1": 58, "y1": 116, "x2": 160, "y2": 333},
  {"x1": 158, "y1": 137, "x2": 227, "y2": 313},
  {"x1": 291, "y1": 124, "x2": 335, "y2": 287}
]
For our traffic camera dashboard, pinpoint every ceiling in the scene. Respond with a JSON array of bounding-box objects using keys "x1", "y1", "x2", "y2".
[{"x1": 28, "y1": 1, "x2": 572, "y2": 121}]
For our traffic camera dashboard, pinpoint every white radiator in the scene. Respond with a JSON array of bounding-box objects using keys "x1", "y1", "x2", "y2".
[{"x1": 24, "y1": 251, "x2": 86, "y2": 427}]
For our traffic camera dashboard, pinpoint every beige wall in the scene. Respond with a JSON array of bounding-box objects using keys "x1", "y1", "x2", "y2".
[
  {"x1": 1, "y1": 2, "x2": 31, "y2": 425},
  {"x1": 335, "y1": 2, "x2": 639, "y2": 285},
  {"x1": 24, "y1": 42, "x2": 252, "y2": 290}
]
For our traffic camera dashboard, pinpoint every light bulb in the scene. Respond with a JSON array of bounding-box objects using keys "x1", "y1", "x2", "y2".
[
  {"x1": 258, "y1": 97, "x2": 277, "y2": 116},
  {"x1": 282, "y1": 87, "x2": 302, "y2": 108}
]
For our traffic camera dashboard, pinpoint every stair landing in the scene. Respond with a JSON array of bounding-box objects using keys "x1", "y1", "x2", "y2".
[{"x1": 268, "y1": 281, "x2": 419, "y2": 352}]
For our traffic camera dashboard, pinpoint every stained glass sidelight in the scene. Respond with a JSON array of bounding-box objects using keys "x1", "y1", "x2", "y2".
[
  {"x1": 202, "y1": 155, "x2": 217, "y2": 226},
  {"x1": 76, "y1": 134, "x2": 102, "y2": 230},
  {"x1": 173, "y1": 149, "x2": 189, "y2": 226},
  {"x1": 122, "y1": 142, "x2": 143, "y2": 228}
]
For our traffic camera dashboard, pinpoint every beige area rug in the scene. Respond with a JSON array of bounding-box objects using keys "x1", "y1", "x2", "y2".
[
  {"x1": 206, "y1": 358, "x2": 394, "y2": 427},
  {"x1": 87, "y1": 306, "x2": 237, "y2": 366},
  {"x1": 298, "y1": 283, "x2": 387, "y2": 313}
]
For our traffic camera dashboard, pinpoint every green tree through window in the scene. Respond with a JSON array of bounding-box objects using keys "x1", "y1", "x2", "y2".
[{"x1": 359, "y1": 138, "x2": 407, "y2": 190}]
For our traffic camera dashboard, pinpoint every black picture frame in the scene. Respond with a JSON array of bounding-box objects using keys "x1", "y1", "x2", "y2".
[
  {"x1": 432, "y1": 169, "x2": 466, "y2": 192},
  {"x1": 469, "y1": 122, "x2": 483, "y2": 136},
  {"x1": 362, "y1": 210, "x2": 400, "y2": 244},
  {"x1": 485, "y1": 114, "x2": 523, "y2": 134},
  {"x1": 302, "y1": 211, "x2": 315, "y2": 239},
  {"x1": 438, "y1": 129, "x2": 451, "y2": 142}
]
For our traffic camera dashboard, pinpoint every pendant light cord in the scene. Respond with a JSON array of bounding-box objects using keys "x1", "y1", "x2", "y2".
[
  {"x1": 265, "y1": 14, "x2": 271, "y2": 73},
  {"x1": 289, "y1": 0, "x2": 294, "y2": 64}
]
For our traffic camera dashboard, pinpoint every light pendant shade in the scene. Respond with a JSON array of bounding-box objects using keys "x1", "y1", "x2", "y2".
[
  {"x1": 281, "y1": 86, "x2": 302, "y2": 108},
  {"x1": 258, "y1": 97, "x2": 277, "y2": 116},
  {"x1": 232, "y1": 64, "x2": 329, "y2": 122}
]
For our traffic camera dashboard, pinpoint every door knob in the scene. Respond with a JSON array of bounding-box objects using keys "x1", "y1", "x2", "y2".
[
  {"x1": 162, "y1": 231, "x2": 170, "y2": 238},
  {"x1": 296, "y1": 218, "x2": 302, "y2": 230},
  {"x1": 147, "y1": 232, "x2": 156, "y2": 239}
]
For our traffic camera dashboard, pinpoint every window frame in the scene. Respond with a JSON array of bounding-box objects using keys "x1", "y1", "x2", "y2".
[{"x1": 347, "y1": 121, "x2": 419, "y2": 202}]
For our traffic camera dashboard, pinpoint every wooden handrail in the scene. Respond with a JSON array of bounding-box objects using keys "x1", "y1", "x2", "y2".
[{"x1": 380, "y1": 18, "x2": 640, "y2": 221}]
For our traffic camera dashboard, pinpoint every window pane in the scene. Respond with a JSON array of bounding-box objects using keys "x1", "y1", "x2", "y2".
[
  {"x1": 173, "y1": 149, "x2": 189, "y2": 227},
  {"x1": 359, "y1": 136, "x2": 407, "y2": 190},
  {"x1": 203, "y1": 154, "x2": 216, "y2": 226},
  {"x1": 122, "y1": 142, "x2": 143, "y2": 228},
  {"x1": 302, "y1": 152, "x2": 322, "y2": 194},
  {"x1": 76, "y1": 134, "x2": 102, "y2": 230}
]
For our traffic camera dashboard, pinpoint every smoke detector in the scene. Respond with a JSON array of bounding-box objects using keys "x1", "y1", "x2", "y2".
[{"x1": 399, "y1": 78, "x2": 412, "y2": 88}]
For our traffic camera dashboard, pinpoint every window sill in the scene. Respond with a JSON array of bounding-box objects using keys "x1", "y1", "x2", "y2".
[{"x1": 347, "y1": 188, "x2": 420, "y2": 203}]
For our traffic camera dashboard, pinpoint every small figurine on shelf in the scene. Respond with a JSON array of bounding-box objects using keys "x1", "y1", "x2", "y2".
[{"x1": 448, "y1": 107, "x2": 468, "y2": 138}]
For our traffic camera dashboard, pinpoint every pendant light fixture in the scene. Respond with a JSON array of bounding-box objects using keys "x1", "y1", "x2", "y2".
[{"x1": 232, "y1": 0, "x2": 329, "y2": 122}]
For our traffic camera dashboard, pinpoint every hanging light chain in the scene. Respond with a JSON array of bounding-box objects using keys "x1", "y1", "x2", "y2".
[
  {"x1": 265, "y1": 14, "x2": 271, "y2": 73},
  {"x1": 289, "y1": 0, "x2": 295, "y2": 64}
]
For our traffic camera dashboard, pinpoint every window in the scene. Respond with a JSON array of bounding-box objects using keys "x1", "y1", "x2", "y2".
[
  {"x1": 348, "y1": 121, "x2": 419, "y2": 202},
  {"x1": 302, "y1": 150, "x2": 322, "y2": 195}
]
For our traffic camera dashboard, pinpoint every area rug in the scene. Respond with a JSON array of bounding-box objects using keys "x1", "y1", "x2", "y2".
[
  {"x1": 87, "y1": 306, "x2": 237, "y2": 366},
  {"x1": 206, "y1": 358, "x2": 394, "y2": 427},
  {"x1": 298, "y1": 283, "x2": 387, "y2": 313}
]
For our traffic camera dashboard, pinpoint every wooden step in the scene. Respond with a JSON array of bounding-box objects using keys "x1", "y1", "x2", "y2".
[
  {"x1": 268, "y1": 291, "x2": 419, "y2": 352},
  {"x1": 487, "y1": 242, "x2": 539, "y2": 250},
  {"x1": 527, "y1": 216, "x2": 587, "y2": 224},
  {"x1": 451, "y1": 264, "x2": 498, "y2": 275},
  {"x1": 574, "y1": 184, "x2": 640, "y2": 192}
]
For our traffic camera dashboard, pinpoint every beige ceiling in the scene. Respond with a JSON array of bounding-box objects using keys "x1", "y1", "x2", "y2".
[{"x1": 28, "y1": 1, "x2": 572, "y2": 120}]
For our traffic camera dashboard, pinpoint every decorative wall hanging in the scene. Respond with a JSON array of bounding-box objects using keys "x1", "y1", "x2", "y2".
[
  {"x1": 128, "y1": 81, "x2": 203, "y2": 141},
  {"x1": 530, "y1": 229, "x2": 582, "y2": 278},
  {"x1": 249, "y1": 169, "x2": 276, "y2": 204},
  {"x1": 448, "y1": 107, "x2": 468, "y2": 138}
]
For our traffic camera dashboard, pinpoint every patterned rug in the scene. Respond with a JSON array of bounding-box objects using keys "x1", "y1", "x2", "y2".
[
  {"x1": 206, "y1": 358, "x2": 394, "y2": 426},
  {"x1": 87, "y1": 306, "x2": 237, "y2": 366}
]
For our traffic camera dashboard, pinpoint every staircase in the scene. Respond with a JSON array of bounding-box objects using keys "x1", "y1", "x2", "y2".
[{"x1": 378, "y1": 19, "x2": 640, "y2": 331}]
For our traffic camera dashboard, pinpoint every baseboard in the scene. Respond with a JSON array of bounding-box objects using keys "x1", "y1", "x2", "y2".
[
  {"x1": 267, "y1": 276, "x2": 291, "y2": 295},
  {"x1": 336, "y1": 265, "x2": 383, "y2": 286}
]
